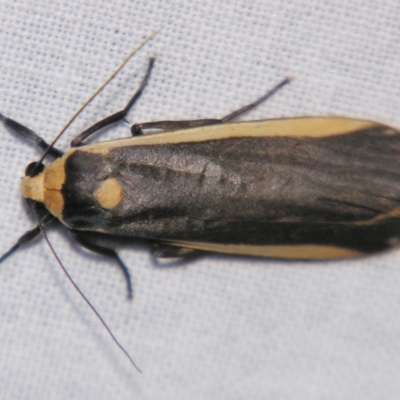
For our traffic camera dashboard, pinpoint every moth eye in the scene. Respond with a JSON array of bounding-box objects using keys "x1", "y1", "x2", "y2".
[{"x1": 25, "y1": 161, "x2": 45, "y2": 177}]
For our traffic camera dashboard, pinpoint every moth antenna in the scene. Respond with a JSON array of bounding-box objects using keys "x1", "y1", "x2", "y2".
[
  {"x1": 34, "y1": 207, "x2": 142, "y2": 373},
  {"x1": 35, "y1": 29, "x2": 160, "y2": 168}
]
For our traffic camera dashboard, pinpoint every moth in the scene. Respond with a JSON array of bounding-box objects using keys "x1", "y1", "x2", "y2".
[{"x1": 2, "y1": 34, "x2": 400, "y2": 369}]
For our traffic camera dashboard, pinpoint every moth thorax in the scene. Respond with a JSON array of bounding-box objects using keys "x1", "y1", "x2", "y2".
[{"x1": 20, "y1": 158, "x2": 65, "y2": 219}]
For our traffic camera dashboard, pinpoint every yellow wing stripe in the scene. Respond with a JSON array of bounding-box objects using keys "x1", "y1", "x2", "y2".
[
  {"x1": 163, "y1": 240, "x2": 363, "y2": 259},
  {"x1": 81, "y1": 117, "x2": 380, "y2": 154}
]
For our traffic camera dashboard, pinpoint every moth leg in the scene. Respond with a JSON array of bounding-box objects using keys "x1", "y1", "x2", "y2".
[
  {"x1": 70, "y1": 231, "x2": 133, "y2": 300},
  {"x1": 71, "y1": 57, "x2": 155, "y2": 147},
  {"x1": 151, "y1": 242, "x2": 198, "y2": 259},
  {"x1": 131, "y1": 77, "x2": 291, "y2": 135},
  {"x1": 221, "y1": 77, "x2": 291, "y2": 122},
  {"x1": 0, "y1": 113, "x2": 63, "y2": 158},
  {"x1": 0, "y1": 226, "x2": 41, "y2": 263},
  {"x1": 0, "y1": 213, "x2": 56, "y2": 263},
  {"x1": 131, "y1": 119, "x2": 221, "y2": 136}
]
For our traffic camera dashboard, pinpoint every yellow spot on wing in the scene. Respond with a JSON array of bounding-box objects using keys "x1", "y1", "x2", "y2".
[{"x1": 94, "y1": 178, "x2": 123, "y2": 210}]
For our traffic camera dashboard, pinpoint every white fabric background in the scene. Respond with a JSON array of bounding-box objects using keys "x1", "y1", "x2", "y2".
[{"x1": 0, "y1": 1, "x2": 400, "y2": 399}]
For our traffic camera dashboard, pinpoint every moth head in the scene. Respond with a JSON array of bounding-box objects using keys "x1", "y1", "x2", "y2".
[
  {"x1": 25, "y1": 161, "x2": 45, "y2": 177},
  {"x1": 21, "y1": 158, "x2": 65, "y2": 220}
]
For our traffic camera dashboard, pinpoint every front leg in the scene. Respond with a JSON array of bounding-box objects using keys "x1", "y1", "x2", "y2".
[{"x1": 70, "y1": 231, "x2": 133, "y2": 300}]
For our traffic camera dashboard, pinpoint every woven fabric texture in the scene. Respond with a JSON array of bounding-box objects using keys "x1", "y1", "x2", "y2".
[{"x1": 0, "y1": 1, "x2": 400, "y2": 399}]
